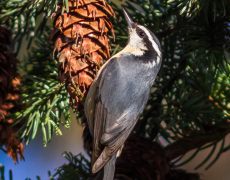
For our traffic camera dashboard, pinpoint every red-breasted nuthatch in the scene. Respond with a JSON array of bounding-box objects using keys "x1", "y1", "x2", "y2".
[{"x1": 84, "y1": 9, "x2": 162, "y2": 180}]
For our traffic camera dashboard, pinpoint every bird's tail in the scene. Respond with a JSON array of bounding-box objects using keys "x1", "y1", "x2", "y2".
[
  {"x1": 103, "y1": 155, "x2": 116, "y2": 180},
  {"x1": 89, "y1": 155, "x2": 116, "y2": 180}
]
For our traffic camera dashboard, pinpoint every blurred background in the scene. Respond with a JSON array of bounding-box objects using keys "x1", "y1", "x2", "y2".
[{"x1": 0, "y1": 0, "x2": 229, "y2": 179}]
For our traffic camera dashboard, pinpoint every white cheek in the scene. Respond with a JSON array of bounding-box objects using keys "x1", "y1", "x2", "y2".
[
  {"x1": 138, "y1": 25, "x2": 161, "y2": 57},
  {"x1": 129, "y1": 30, "x2": 147, "y2": 50},
  {"x1": 129, "y1": 31, "x2": 141, "y2": 45}
]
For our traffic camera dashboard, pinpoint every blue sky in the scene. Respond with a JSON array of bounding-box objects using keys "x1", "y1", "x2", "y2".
[{"x1": 0, "y1": 121, "x2": 83, "y2": 179}]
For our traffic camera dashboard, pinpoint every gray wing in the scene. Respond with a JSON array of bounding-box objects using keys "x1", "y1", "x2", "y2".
[{"x1": 84, "y1": 56, "x2": 150, "y2": 173}]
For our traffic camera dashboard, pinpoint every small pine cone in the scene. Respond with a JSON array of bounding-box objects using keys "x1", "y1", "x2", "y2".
[
  {"x1": 0, "y1": 26, "x2": 23, "y2": 162},
  {"x1": 53, "y1": 0, "x2": 115, "y2": 108}
]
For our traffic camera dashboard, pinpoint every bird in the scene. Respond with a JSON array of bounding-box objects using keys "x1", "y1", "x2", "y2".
[{"x1": 84, "y1": 9, "x2": 162, "y2": 180}]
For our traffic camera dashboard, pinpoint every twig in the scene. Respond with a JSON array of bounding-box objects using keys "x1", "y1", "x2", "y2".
[{"x1": 164, "y1": 122, "x2": 230, "y2": 161}]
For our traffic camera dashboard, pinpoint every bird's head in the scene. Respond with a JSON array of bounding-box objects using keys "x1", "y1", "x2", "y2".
[{"x1": 123, "y1": 9, "x2": 161, "y2": 60}]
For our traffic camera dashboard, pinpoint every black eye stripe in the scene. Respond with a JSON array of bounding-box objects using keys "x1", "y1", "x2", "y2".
[
  {"x1": 136, "y1": 25, "x2": 161, "y2": 52},
  {"x1": 136, "y1": 27, "x2": 146, "y2": 37},
  {"x1": 139, "y1": 31, "x2": 145, "y2": 37},
  {"x1": 135, "y1": 26, "x2": 161, "y2": 57}
]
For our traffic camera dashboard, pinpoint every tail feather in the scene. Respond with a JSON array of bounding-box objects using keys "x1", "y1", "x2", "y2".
[
  {"x1": 92, "y1": 147, "x2": 114, "y2": 173},
  {"x1": 103, "y1": 155, "x2": 116, "y2": 180},
  {"x1": 89, "y1": 155, "x2": 116, "y2": 180}
]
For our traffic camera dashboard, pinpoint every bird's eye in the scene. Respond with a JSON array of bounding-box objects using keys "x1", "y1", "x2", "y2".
[{"x1": 137, "y1": 29, "x2": 145, "y2": 37}]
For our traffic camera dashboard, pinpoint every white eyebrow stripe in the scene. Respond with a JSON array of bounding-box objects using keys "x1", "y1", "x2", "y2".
[{"x1": 139, "y1": 25, "x2": 161, "y2": 57}]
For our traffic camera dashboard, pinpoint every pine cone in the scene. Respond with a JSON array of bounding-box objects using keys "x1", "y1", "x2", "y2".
[
  {"x1": 0, "y1": 26, "x2": 23, "y2": 162},
  {"x1": 53, "y1": 0, "x2": 115, "y2": 108}
]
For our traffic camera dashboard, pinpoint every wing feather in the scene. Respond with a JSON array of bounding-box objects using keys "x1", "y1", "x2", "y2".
[{"x1": 85, "y1": 56, "x2": 150, "y2": 173}]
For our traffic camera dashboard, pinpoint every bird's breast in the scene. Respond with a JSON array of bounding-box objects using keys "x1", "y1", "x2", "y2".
[{"x1": 118, "y1": 56, "x2": 159, "y2": 84}]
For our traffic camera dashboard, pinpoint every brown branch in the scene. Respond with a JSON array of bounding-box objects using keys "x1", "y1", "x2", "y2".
[
  {"x1": 165, "y1": 122, "x2": 230, "y2": 161},
  {"x1": 114, "y1": 135, "x2": 201, "y2": 180}
]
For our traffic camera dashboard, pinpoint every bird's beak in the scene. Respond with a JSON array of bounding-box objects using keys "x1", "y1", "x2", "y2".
[{"x1": 122, "y1": 8, "x2": 134, "y2": 29}]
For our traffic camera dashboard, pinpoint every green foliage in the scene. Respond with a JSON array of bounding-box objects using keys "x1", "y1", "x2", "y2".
[
  {"x1": 169, "y1": 0, "x2": 229, "y2": 18},
  {"x1": 0, "y1": 0, "x2": 74, "y2": 148},
  {"x1": 0, "y1": 0, "x2": 229, "y2": 175},
  {"x1": 17, "y1": 77, "x2": 70, "y2": 146},
  {"x1": 0, "y1": 165, "x2": 13, "y2": 180},
  {"x1": 12, "y1": 28, "x2": 71, "y2": 146},
  {"x1": 0, "y1": 0, "x2": 70, "y2": 52},
  {"x1": 115, "y1": 0, "x2": 230, "y2": 168},
  {"x1": 50, "y1": 152, "x2": 90, "y2": 180},
  {"x1": 162, "y1": 64, "x2": 228, "y2": 136}
]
